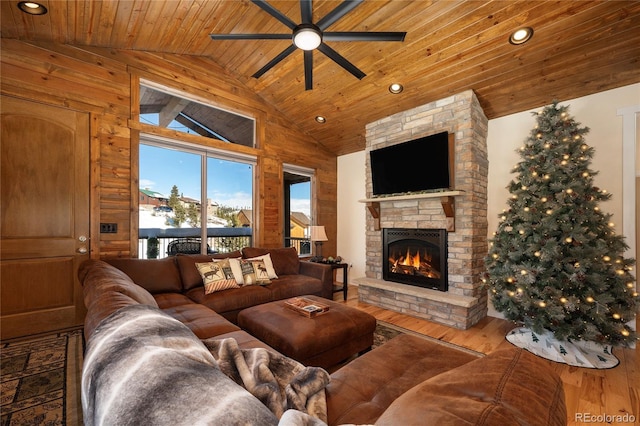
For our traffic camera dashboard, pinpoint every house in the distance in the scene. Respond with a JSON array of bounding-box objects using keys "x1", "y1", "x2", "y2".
[
  {"x1": 290, "y1": 211, "x2": 310, "y2": 239},
  {"x1": 139, "y1": 189, "x2": 167, "y2": 208}
]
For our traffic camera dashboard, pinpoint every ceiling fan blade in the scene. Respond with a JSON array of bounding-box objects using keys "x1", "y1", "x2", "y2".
[
  {"x1": 252, "y1": 0, "x2": 297, "y2": 30},
  {"x1": 252, "y1": 44, "x2": 297, "y2": 78},
  {"x1": 304, "y1": 50, "x2": 313, "y2": 90},
  {"x1": 316, "y1": 0, "x2": 364, "y2": 31},
  {"x1": 210, "y1": 34, "x2": 291, "y2": 40},
  {"x1": 300, "y1": 0, "x2": 313, "y2": 24},
  {"x1": 323, "y1": 32, "x2": 407, "y2": 42},
  {"x1": 317, "y1": 42, "x2": 366, "y2": 80}
]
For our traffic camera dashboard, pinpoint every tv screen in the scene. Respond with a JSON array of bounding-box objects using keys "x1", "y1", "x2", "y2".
[{"x1": 370, "y1": 131, "x2": 453, "y2": 196}]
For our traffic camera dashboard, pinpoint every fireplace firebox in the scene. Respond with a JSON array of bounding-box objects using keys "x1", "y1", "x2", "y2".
[{"x1": 383, "y1": 228, "x2": 448, "y2": 292}]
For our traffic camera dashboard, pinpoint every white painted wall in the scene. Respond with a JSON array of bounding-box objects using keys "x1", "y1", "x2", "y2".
[
  {"x1": 336, "y1": 151, "x2": 367, "y2": 283},
  {"x1": 337, "y1": 83, "x2": 639, "y2": 318}
]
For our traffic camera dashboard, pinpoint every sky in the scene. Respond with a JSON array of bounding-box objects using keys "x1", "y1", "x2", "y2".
[{"x1": 139, "y1": 143, "x2": 311, "y2": 216}]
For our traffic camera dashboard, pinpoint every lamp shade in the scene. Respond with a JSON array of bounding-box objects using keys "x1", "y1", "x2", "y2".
[{"x1": 309, "y1": 225, "x2": 328, "y2": 242}]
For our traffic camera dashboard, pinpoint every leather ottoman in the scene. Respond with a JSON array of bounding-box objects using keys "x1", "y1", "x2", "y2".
[{"x1": 237, "y1": 295, "x2": 377, "y2": 370}]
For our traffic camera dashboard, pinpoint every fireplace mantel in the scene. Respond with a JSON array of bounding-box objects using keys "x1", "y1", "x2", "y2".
[
  {"x1": 359, "y1": 190, "x2": 462, "y2": 203},
  {"x1": 359, "y1": 190, "x2": 463, "y2": 231}
]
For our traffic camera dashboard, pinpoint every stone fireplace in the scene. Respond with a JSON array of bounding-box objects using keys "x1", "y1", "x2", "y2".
[{"x1": 355, "y1": 90, "x2": 489, "y2": 329}]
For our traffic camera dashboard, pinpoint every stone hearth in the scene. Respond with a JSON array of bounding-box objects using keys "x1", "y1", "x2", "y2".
[{"x1": 355, "y1": 91, "x2": 489, "y2": 329}]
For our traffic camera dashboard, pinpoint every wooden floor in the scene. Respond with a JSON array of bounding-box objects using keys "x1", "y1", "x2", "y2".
[{"x1": 333, "y1": 286, "x2": 639, "y2": 426}]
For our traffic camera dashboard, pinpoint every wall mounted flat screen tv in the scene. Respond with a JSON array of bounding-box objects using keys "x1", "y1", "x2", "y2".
[{"x1": 370, "y1": 131, "x2": 454, "y2": 196}]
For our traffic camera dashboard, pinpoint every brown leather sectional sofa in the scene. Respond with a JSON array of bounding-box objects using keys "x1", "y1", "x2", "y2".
[
  {"x1": 82, "y1": 247, "x2": 332, "y2": 340},
  {"x1": 79, "y1": 247, "x2": 567, "y2": 425}
]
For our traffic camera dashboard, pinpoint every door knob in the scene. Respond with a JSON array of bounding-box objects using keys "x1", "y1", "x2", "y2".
[
  {"x1": 77, "y1": 247, "x2": 88, "y2": 254},
  {"x1": 78, "y1": 235, "x2": 87, "y2": 242}
]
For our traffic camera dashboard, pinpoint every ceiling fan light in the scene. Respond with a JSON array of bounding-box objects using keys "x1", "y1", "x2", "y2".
[
  {"x1": 293, "y1": 25, "x2": 322, "y2": 51},
  {"x1": 18, "y1": 1, "x2": 47, "y2": 15},
  {"x1": 509, "y1": 27, "x2": 533, "y2": 45}
]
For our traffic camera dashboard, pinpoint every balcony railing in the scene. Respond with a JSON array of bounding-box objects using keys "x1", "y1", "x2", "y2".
[
  {"x1": 139, "y1": 228, "x2": 314, "y2": 259},
  {"x1": 286, "y1": 237, "x2": 312, "y2": 256},
  {"x1": 138, "y1": 227, "x2": 253, "y2": 259}
]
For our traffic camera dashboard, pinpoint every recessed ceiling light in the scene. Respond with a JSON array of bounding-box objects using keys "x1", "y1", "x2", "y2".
[
  {"x1": 509, "y1": 27, "x2": 534, "y2": 45},
  {"x1": 389, "y1": 83, "x2": 404, "y2": 94},
  {"x1": 315, "y1": 116, "x2": 326, "y2": 123},
  {"x1": 18, "y1": 1, "x2": 47, "y2": 15}
]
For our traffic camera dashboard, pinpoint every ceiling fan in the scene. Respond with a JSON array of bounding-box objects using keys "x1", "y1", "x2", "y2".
[{"x1": 210, "y1": 0, "x2": 406, "y2": 90}]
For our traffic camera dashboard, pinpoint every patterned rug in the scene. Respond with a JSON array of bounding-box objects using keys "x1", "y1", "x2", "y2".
[
  {"x1": 1, "y1": 329, "x2": 84, "y2": 425},
  {"x1": 373, "y1": 321, "x2": 484, "y2": 357}
]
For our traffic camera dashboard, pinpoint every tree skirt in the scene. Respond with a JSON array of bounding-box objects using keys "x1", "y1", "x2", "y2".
[{"x1": 506, "y1": 327, "x2": 619, "y2": 369}]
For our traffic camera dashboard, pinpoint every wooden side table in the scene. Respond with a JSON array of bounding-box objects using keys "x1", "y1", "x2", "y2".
[{"x1": 330, "y1": 262, "x2": 348, "y2": 301}]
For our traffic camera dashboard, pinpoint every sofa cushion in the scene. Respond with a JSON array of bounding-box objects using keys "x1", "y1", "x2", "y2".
[
  {"x1": 160, "y1": 302, "x2": 241, "y2": 339},
  {"x1": 374, "y1": 347, "x2": 567, "y2": 426},
  {"x1": 326, "y1": 334, "x2": 480, "y2": 425},
  {"x1": 105, "y1": 257, "x2": 182, "y2": 294},
  {"x1": 82, "y1": 291, "x2": 142, "y2": 341},
  {"x1": 186, "y1": 284, "x2": 272, "y2": 319},
  {"x1": 79, "y1": 259, "x2": 160, "y2": 341},
  {"x1": 80, "y1": 260, "x2": 158, "y2": 308},
  {"x1": 242, "y1": 247, "x2": 300, "y2": 275},
  {"x1": 267, "y1": 275, "x2": 323, "y2": 300},
  {"x1": 153, "y1": 292, "x2": 195, "y2": 308},
  {"x1": 176, "y1": 252, "x2": 243, "y2": 291},
  {"x1": 212, "y1": 330, "x2": 278, "y2": 352}
]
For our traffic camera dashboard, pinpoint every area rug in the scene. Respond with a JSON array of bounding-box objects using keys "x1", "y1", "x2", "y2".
[
  {"x1": 506, "y1": 327, "x2": 619, "y2": 369},
  {"x1": 374, "y1": 321, "x2": 484, "y2": 358},
  {"x1": 1, "y1": 329, "x2": 84, "y2": 425}
]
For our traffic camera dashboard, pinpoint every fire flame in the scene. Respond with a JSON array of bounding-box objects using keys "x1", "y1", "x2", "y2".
[
  {"x1": 389, "y1": 246, "x2": 440, "y2": 278},
  {"x1": 400, "y1": 246, "x2": 421, "y2": 269}
]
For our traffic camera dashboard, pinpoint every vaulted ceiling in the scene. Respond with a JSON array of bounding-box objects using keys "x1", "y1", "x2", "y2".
[{"x1": 2, "y1": 0, "x2": 639, "y2": 156}]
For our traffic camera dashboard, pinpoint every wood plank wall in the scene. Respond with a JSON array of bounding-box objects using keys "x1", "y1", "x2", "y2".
[{"x1": 1, "y1": 39, "x2": 337, "y2": 258}]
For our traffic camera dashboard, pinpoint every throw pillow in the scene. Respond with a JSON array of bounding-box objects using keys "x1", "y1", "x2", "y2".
[
  {"x1": 248, "y1": 259, "x2": 272, "y2": 284},
  {"x1": 228, "y1": 258, "x2": 246, "y2": 285},
  {"x1": 195, "y1": 260, "x2": 239, "y2": 294},
  {"x1": 176, "y1": 251, "x2": 242, "y2": 291},
  {"x1": 245, "y1": 254, "x2": 278, "y2": 279},
  {"x1": 242, "y1": 247, "x2": 300, "y2": 275},
  {"x1": 229, "y1": 259, "x2": 271, "y2": 286}
]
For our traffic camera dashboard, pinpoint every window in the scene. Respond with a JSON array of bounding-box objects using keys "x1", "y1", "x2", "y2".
[
  {"x1": 137, "y1": 81, "x2": 256, "y2": 258},
  {"x1": 283, "y1": 164, "x2": 313, "y2": 255},
  {"x1": 139, "y1": 137, "x2": 255, "y2": 258},
  {"x1": 139, "y1": 83, "x2": 255, "y2": 147}
]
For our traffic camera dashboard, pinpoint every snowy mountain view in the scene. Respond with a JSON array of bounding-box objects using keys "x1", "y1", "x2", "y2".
[{"x1": 139, "y1": 206, "x2": 229, "y2": 229}]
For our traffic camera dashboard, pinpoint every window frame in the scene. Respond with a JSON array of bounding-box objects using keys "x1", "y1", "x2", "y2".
[
  {"x1": 283, "y1": 163, "x2": 315, "y2": 256},
  {"x1": 139, "y1": 79, "x2": 256, "y2": 148},
  {"x1": 139, "y1": 133, "x2": 256, "y2": 256}
]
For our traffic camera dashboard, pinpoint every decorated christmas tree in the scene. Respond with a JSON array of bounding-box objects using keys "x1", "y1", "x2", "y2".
[{"x1": 484, "y1": 101, "x2": 637, "y2": 347}]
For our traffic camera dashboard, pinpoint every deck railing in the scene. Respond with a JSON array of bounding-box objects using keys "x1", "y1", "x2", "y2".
[
  {"x1": 138, "y1": 228, "x2": 313, "y2": 259},
  {"x1": 138, "y1": 227, "x2": 253, "y2": 259},
  {"x1": 285, "y1": 237, "x2": 312, "y2": 255}
]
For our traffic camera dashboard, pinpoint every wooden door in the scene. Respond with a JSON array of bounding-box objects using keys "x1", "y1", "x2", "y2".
[{"x1": 1, "y1": 96, "x2": 89, "y2": 339}]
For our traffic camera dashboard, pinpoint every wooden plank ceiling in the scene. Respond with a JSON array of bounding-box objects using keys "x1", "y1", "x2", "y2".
[{"x1": 2, "y1": 0, "x2": 639, "y2": 156}]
